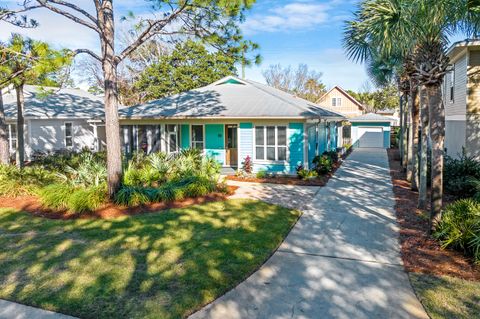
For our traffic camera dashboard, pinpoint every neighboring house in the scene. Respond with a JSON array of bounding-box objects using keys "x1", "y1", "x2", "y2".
[
  {"x1": 443, "y1": 39, "x2": 480, "y2": 160},
  {"x1": 375, "y1": 109, "x2": 400, "y2": 126},
  {"x1": 119, "y1": 76, "x2": 345, "y2": 174},
  {"x1": 1, "y1": 85, "x2": 106, "y2": 159},
  {"x1": 317, "y1": 86, "x2": 365, "y2": 118},
  {"x1": 349, "y1": 113, "x2": 392, "y2": 149}
]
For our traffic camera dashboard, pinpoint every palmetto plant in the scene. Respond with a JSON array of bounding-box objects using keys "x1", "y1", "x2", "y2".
[
  {"x1": 60, "y1": 152, "x2": 107, "y2": 187},
  {"x1": 343, "y1": 0, "x2": 478, "y2": 231}
]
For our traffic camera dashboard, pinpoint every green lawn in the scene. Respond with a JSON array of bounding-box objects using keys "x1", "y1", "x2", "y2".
[
  {"x1": 0, "y1": 199, "x2": 300, "y2": 319},
  {"x1": 410, "y1": 273, "x2": 480, "y2": 319}
]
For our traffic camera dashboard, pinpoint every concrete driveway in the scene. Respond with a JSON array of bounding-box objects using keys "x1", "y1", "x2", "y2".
[{"x1": 190, "y1": 148, "x2": 428, "y2": 319}]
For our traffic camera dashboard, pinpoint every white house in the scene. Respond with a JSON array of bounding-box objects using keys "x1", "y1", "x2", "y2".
[{"x1": 1, "y1": 85, "x2": 106, "y2": 159}]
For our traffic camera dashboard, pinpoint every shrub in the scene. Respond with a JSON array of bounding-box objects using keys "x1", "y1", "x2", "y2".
[
  {"x1": 123, "y1": 163, "x2": 146, "y2": 187},
  {"x1": 469, "y1": 177, "x2": 480, "y2": 202},
  {"x1": 322, "y1": 150, "x2": 339, "y2": 163},
  {"x1": 39, "y1": 183, "x2": 107, "y2": 213},
  {"x1": 256, "y1": 170, "x2": 267, "y2": 179},
  {"x1": 434, "y1": 199, "x2": 480, "y2": 263},
  {"x1": 0, "y1": 165, "x2": 58, "y2": 197},
  {"x1": 115, "y1": 186, "x2": 155, "y2": 206},
  {"x1": 32, "y1": 149, "x2": 106, "y2": 174},
  {"x1": 312, "y1": 155, "x2": 333, "y2": 175},
  {"x1": 66, "y1": 185, "x2": 107, "y2": 213},
  {"x1": 444, "y1": 151, "x2": 480, "y2": 198},
  {"x1": 61, "y1": 152, "x2": 107, "y2": 187},
  {"x1": 297, "y1": 168, "x2": 318, "y2": 180}
]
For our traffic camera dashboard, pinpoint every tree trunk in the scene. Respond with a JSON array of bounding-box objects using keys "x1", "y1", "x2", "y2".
[
  {"x1": 15, "y1": 84, "x2": 25, "y2": 168},
  {"x1": 399, "y1": 93, "x2": 404, "y2": 160},
  {"x1": 418, "y1": 86, "x2": 429, "y2": 209},
  {"x1": 101, "y1": 1, "x2": 122, "y2": 197},
  {"x1": 427, "y1": 84, "x2": 445, "y2": 231},
  {"x1": 406, "y1": 87, "x2": 414, "y2": 180},
  {"x1": 402, "y1": 92, "x2": 409, "y2": 169},
  {"x1": 0, "y1": 88, "x2": 9, "y2": 165},
  {"x1": 411, "y1": 85, "x2": 420, "y2": 191}
]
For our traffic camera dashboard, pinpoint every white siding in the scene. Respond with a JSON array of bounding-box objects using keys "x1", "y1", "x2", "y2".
[
  {"x1": 445, "y1": 120, "x2": 466, "y2": 159},
  {"x1": 28, "y1": 119, "x2": 98, "y2": 156}
]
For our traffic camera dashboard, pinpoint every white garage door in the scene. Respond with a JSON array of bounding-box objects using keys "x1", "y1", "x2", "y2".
[{"x1": 358, "y1": 127, "x2": 384, "y2": 148}]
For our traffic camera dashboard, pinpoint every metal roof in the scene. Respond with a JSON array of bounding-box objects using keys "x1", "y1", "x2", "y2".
[
  {"x1": 119, "y1": 76, "x2": 345, "y2": 120},
  {"x1": 2, "y1": 85, "x2": 105, "y2": 120},
  {"x1": 349, "y1": 112, "x2": 392, "y2": 122}
]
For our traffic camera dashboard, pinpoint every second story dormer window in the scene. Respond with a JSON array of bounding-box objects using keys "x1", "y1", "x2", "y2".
[{"x1": 332, "y1": 97, "x2": 342, "y2": 107}]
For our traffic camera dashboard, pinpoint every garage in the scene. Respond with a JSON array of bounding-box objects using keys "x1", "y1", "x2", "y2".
[
  {"x1": 357, "y1": 127, "x2": 384, "y2": 148},
  {"x1": 349, "y1": 113, "x2": 392, "y2": 149}
]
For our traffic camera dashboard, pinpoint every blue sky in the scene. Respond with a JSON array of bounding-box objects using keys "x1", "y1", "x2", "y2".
[
  {"x1": 3, "y1": 0, "x2": 463, "y2": 92},
  {"x1": 242, "y1": 0, "x2": 367, "y2": 90}
]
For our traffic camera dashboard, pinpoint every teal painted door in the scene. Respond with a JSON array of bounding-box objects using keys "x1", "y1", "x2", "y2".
[{"x1": 205, "y1": 124, "x2": 225, "y2": 165}]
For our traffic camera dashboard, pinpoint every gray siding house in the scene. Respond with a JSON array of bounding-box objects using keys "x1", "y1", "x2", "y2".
[
  {"x1": 444, "y1": 40, "x2": 480, "y2": 160},
  {"x1": 1, "y1": 85, "x2": 106, "y2": 159}
]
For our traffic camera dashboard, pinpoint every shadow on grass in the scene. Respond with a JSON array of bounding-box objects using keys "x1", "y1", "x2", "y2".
[
  {"x1": 0, "y1": 199, "x2": 300, "y2": 319},
  {"x1": 409, "y1": 273, "x2": 480, "y2": 319}
]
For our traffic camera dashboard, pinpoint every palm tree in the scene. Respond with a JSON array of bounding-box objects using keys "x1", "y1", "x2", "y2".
[
  {"x1": 2, "y1": 34, "x2": 70, "y2": 168},
  {"x1": 343, "y1": 0, "x2": 476, "y2": 230},
  {"x1": 365, "y1": 52, "x2": 408, "y2": 161},
  {"x1": 418, "y1": 85, "x2": 429, "y2": 209}
]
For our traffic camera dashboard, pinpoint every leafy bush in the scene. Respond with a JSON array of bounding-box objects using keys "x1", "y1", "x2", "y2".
[
  {"x1": 115, "y1": 186, "x2": 155, "y2": 206},
  {"x1": 444, "y1": 151, "x2": 480, "y2": 198},
  {"x1": 60, "y1": 152, "x2": 107, "y2": 187},
  {"x1": 121, "y1": 149, "x2": 220, "y2": 187},
  {"x1": 0, "y1": 165, "x2": 58, "y2": 197},
  {"x1": 32, "y1": 149, "x2": 106, "y2": 174},
  {"x1": 115, "y1": 176, "x2": 218, "y2": 206},
  {"x1": 322, "y1": 150, "x2": 339, "y2": 164},
  {"x1": 434, "y1": 199, "x2": 480, "y2": 263},
  {"x1": 469, "y1": 177, "x2": 480, "y2": 202},
  {"x1": 297, "y1": 168, "x2": 318, "y2": 180},
  {"x1": 38, "y1": 183, "x2": 107, "y2": 213},
  {"x1": 312, "y1": 155, "x2": 333, "y2": 175},
  {"x1": 256, "y1": 170, "x2": 267, "y2": 179}
]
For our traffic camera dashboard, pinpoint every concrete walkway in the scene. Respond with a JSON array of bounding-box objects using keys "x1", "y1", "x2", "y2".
[
  {"x1": 0, "y1": 300, "x2": 76, "y2": 319},
  {"x1": 190, "y1": 148, "x2": 428, "y2": 319},
  {"x1": 227, "y1": 180, "x2": 319, "y2": 211}
]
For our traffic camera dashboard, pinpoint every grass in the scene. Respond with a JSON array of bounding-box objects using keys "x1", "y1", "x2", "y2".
[
  {"x1": 0, "y1": 199, "x2": 300, "y2": 319},
  {"x1": 410, "y1": 273, "x2": 480, "y2": 319}
]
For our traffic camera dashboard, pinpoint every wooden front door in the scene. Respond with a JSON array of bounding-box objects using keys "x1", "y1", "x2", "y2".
[{"x1": 225, "y1": 125, "x2": 238, "y2": 167}]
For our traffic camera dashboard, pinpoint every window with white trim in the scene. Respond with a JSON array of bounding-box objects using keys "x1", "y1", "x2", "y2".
[
  {"x1": 8, "y1": 124, "x2": 17, "y2": 151},
  {"x1": 332, "y1": 97, "x2": 342, "y2": 107},
  {"x1": 191, "y1": 125, "x2": 204, "y2": 150},
  {"x1": 65, "y1": 122, "x2": 73, "y2": 148},
  {"x1": 166, "y1": 124, "x2": 179, "y2": 153},
  {"x1": 449, "y1": 69, "x2": 454, "y2": 102},
  {"x1": 255, "y1": 125, "x2": 288, "y2": 161}
]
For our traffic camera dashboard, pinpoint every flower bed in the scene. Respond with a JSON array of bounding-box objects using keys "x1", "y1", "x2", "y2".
[
  {"x1": 0, "y1": 149, "x2": 231, "y2": 216},
  {"x1": 387, "y1": 148, "x2": 480, "y2": 280},
  {"x1": 228, "y1": 147, "x2": 351, "y2": 186}
]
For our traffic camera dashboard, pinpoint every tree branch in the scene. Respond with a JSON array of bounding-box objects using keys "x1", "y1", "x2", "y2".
[
  {"x1": 117, "y1": 3, "x2": 188, "y2": 62},
  {"x1": 74, "y1": 48, "x2": 101, "y2": 61},
  {"x1": 41, "y1": 0, "x2": 98, "y2": 25},
  {"x1": 35, "y1": 0, "x2": 100, "y2": 33},
  {"x1": 0, "y1": 1, "x2": 42, "y2": 27}
]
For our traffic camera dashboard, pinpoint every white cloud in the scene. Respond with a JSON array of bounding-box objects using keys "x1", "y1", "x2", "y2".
[{"x1": 242, "y1": 1, "x2": 339, "y2": 35}]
